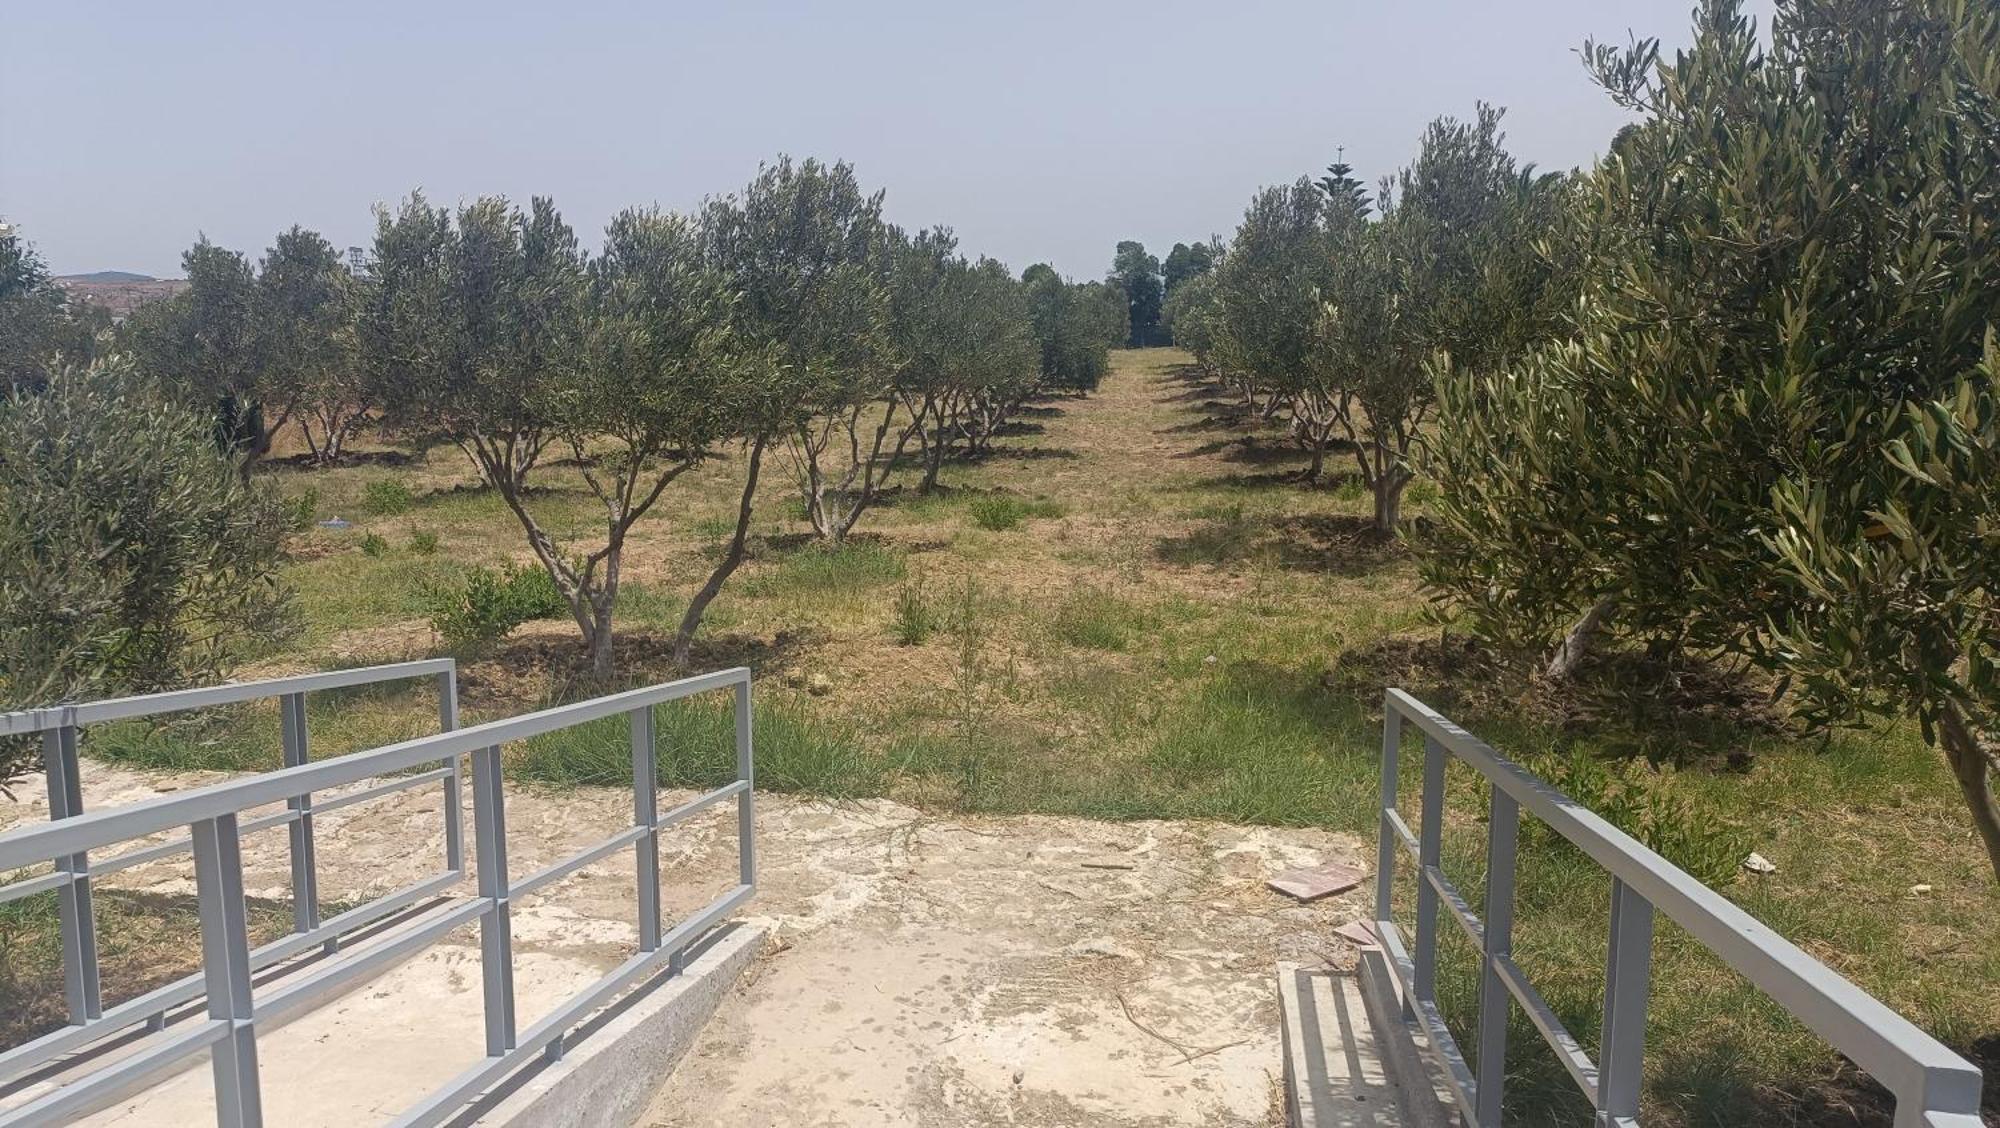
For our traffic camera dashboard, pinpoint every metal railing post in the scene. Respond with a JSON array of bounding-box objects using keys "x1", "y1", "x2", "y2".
[
  {"x1": 438, "y1": 669, "x2": 464, "y2": 874},
  {"x1": 1475, "y1": 786, "x2": 1520, "y2": 1125},
  {"x1": 632, "y1": 706, "x2": 662, "y2": 952},
  {"x1": 1411, "y1": 734, "x2": 1447, "y2": 1014},
  {"x1": 1597, "y1": 877, "x2": 1654, "y2": 1125},
  {"x1": 192, "y1": 814, "x2": 263, "y2": 1128},
  {"x1": 734, "y1": 679, "x2": 755, "y2": 890},
  {"x1": 278, "y1": 692, "x2": 323, "y2": 946},
  {"x1": 1376, "y1": 702, "x2": 1402, "y2": 924},
  {"x1": 469, "y1": 744, "x2": 516, "y2": 1056},
  {"x1": 43, "y1": 723, "x2": 102, "y2": 1022}
]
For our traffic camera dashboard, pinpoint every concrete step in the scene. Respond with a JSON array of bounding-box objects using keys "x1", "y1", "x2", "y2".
[{"x1": 1278, "y1": 961, "x2": 1451, "y2": 1128}]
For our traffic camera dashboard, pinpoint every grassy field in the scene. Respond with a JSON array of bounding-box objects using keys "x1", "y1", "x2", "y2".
[{"x1": 50, "y1": 348, "x2": 2000, "y2": 1123}]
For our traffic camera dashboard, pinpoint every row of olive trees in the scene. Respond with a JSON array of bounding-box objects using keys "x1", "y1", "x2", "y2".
[
  {"x1": 1166, "y1": 108, "x2": 1571, "y2": 534},
  {"x1": 1417, "y1": 0, "x2": 2000, "y2": 880},
  {"x1": 114, "y1": 158, "x2": 1119, "y2": 678}
]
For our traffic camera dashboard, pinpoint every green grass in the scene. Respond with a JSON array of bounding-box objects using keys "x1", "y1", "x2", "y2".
[
  {"x1": 740, "y1": 540, "x2": 906, "y2": 598},
  {"x1": 965, "y1": 493, "x2": 1065, "y2": 531},
  {"x1": 512, "y1": 694, "x2": 878, "y2": 798}
]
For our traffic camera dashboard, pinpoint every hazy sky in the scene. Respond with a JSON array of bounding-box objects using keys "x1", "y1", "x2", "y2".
[{"x1": 2, "y1": 0, "x2": 1772, "y2": 280}]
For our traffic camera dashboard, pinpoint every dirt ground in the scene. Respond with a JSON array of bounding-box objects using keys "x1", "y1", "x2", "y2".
[{"x1": 1, "y1": 761, "x2": 1374, "y2": 1127}]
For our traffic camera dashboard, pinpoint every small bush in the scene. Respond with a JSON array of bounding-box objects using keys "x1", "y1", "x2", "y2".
[
  {"x1": 893, "y1": 577, "x2": 936, "y2": 646},
  {"x1": 407, "y1": 529, "x2": 440, "y2": 555},
  {"x1": 966, "y1": 494, "x2": 1064, "y2": 532},
  {"x1": 360, "y1": 478, "x2": 415, "y2": 516},
  {"x1": 358, "y1": 532, "x2": 389, "y2": 557},
  {"x1": 422, "y1": 562, "x2": 567, "y2": 652},
  {"x1": 283, "y1": 486, "x2": 320, "y2": 532}
]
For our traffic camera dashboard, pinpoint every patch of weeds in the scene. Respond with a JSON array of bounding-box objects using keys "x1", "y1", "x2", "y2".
[
  {"x1": 616, "y1": 582, "x2": 685, "y2": 630},
  {"x1": 1527, "y1": 749, "x2": 1748, "y2": 887},
  {"x1": 1049, "y1": 586, "x2": 1151, "y2": 652},
  {"x1": 514, "y1": 696, "x2": 877, "y2": 797},
  {"x1": 361, "y1": 478, "x2": 415, "y2": 516},
  {"x1": 893, "y1": 574, "x2": 937, "y2": 646},
  {"x1": 283, "y1": 485, "x2": 320, "y2": 531},
  {"x1": 690, "y1": 514, "x2": 735, "y2": 540},
  {"x1": 1157, "y1": 502, "x2": 1257, "y2": 565},
  {"x1": 407, "y1": 529, "x2": 441, "y2": 555},
  {"x1": 359, "y1": 532, "x2": 389, "y2": 557},
  {"x1": 966, "y1": 494, "x2": 1064, "y2": 532},
  {"x1": 421, "y1": 563, "x2": 567, "y2": 653},
  {"x1": 742, "y1": 540, "x2": 905, "y2": 597}
]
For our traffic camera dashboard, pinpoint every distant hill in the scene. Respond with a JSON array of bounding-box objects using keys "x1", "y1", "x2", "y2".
[{"x1": 57, "y1": 270, "x2": 156, "y2": 284}]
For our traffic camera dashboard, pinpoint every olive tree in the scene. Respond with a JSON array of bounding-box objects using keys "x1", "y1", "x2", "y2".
[
  {"x1": 1022, "y1": 264, "x2": 1125, "y2": 395},
  {"x1": 1, "y1": 360, "x2": 297, "y2": 783},
  {"x1": 259, "y1": 227, "x2": 366, "y2": 462},
  {"x1": 1421, "y1": 0, "x2": 2000, "y2": 878},
  {"x1": 1, "y1": 226, "x2": 95, "y2": 394},
  {"x1": 123, "y1": 239, "x2": 285, "y2": 473},
  {"x1": 699, "y1": 157, "x2": 895, "y2": 544}
]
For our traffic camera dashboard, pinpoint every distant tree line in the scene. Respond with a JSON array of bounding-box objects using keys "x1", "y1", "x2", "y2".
[{"x1": 0, "y1": 156, "x2": 1126, "y2": 691}]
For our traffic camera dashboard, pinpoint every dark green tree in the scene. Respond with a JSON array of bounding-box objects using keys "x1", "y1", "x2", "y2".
[
  {"x1": 1421, "y1": 0, "x2": 2000, "y2": 879},
  {"x1": 1161, "y1": 239, "x2": 1218, "y2": 298},
  {"x1": 1110, "y1": 240, "x2": 1163, "y2": 347}
]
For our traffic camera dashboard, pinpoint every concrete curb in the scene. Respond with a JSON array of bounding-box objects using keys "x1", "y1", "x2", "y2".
[
  {"x1": 1278, "y1": 961, "x2": 1407, "y2": 1126},
  {"x1": 462, "y1": 922, "x2": 766, "y2": 1128},
  {"x1": 1355, "y1": 947, "x2": 1455, "y2": 1128}
]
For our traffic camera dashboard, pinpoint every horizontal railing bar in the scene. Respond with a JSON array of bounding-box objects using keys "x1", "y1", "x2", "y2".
[
  {"x1": 88, "y1": 808, "x2": 301, "y2": 880},
  {"x1": 0, "y1": 1018, "x2": 231, "y2": 1128},
  {"x1": 1385, "y1": 807, "x2": 1419, "y2": 858},
  {"x1": 0, "y1": 667, "x2": 750, "y2": 871},
  {"x1": 509, "y1": 827, "x2": 647, "y2": 900},
  {"x1": 0, "y1": 659, "x2": 456, "y2": 738},
  {"x1": 1492, "y1": 952, "x2": 1599, "y2": 1102},
  {"x1": 0, "y1": 870, "x2": 463, "y2": 1087},
  {"x1": 0, "y1": 870, "x2": 71, "y2": 904},
  {"x1": 255, "y1": 899, "x2": 488, "y2": 1025},
  {"x1": 1421, "y1": 863, "x2": 1485, "y2": 951},
  {"x1": 658, "y1": 779, "x2": 749, "y2": 831},
  {"x1": 1384, "y1": 689, "x2": 1983, "y2": 1108},
  {"x1": 1374, "y1": 922, "x2": 1478, "y2": 1121},
  {"x1": 310, "y1": 766, "x2": 456, "y2": 817},
  {"x1": 253, "y1": 870, "x2": 462, "y2": 968},
  {"x1": 391, "y1": 884, "x2": 753, "y2": 1128}
]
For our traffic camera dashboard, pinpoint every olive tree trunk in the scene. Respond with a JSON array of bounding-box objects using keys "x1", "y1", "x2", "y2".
[{"x1": 1938, "y1": 701, "x2": 2000, "y2": 884}]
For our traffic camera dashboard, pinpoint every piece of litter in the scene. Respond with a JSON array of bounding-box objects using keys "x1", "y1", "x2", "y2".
[
  {"x1": 1266, "y1": 862, "x2": 1366, "y2": 902},
  {"x1": 317, "y1": 517, "x2": 351, "y2": 531},
  {"x1": 1743, "y1": 852, "x2": 1777, "y2": 875},
  {"x1": 1333, "y1": 921, "x2": 1378, "y2": 947},
  {"x1": 1081, "y1": 860, "x2": 1137, "y2": 870},
  {"x1": 1909, "y1": 883, "x2": 1933, "y2": 895}
]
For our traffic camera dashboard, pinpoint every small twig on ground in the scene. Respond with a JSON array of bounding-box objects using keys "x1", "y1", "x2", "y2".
[{"x1": 1115, "y1": 991, "x2": 1244, "y2": 1066}]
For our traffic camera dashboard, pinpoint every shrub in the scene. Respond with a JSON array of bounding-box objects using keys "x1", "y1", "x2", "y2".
[
  {"x1": 966, "y1": 494, "x2": 1064, "y2": 532},
  {"x1": 358, "y1": 532, "x2": 389, "y2": 557},
  {"x1": 407, "y1": 529, "x2": 440, "y2": 555},
  {"x1": 0, "y1": 361, "x2": 298, "y2": 784},
  {"x1": 360, "y1": 478, "x2": 415, "y2": 516},
  {"x1": 282, "y1": 485, "x2": 320, "y2": 532},
  {"x1": 422, "y1": 562, "x2": 567, "y2": 653}
]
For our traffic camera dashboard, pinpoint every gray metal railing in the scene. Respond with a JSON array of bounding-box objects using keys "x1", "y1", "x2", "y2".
[
  {"x1": 0, "y1": 665, "x2": 757, "y2": 1128},
  {"x1": 0, "y1": 659, "x2": 463, "y2": 1088},
  {"x1": 1374, "y1": 688, "x2": 1984, "y2": 1128}
]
